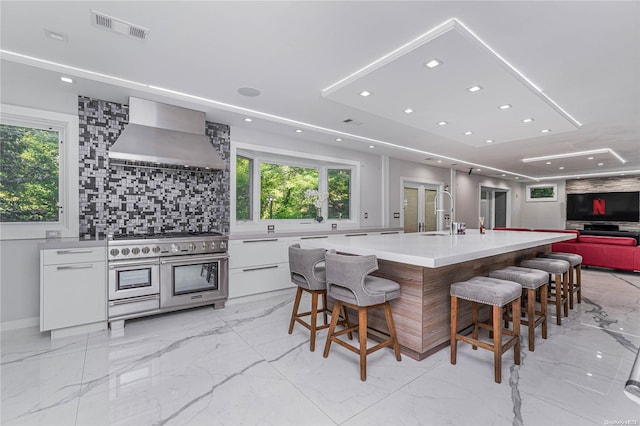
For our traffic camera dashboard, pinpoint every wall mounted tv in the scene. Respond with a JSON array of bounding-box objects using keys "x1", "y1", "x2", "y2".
[{"x1": 566, "y1": 191, "x2": 640, "y2": 222}]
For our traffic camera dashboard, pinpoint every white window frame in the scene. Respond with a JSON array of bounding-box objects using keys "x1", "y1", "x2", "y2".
[
  {"x1": 231, "y1": 141, "x2": 360, "y2": 232},
  {"x1": 0, "y1": 104, "x2": 79, "y2": 240}
]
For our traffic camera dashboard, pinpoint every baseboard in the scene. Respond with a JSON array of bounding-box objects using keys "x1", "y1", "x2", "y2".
[{"x1": 1, "y1": 316, "x2": 39, "y2": 332}]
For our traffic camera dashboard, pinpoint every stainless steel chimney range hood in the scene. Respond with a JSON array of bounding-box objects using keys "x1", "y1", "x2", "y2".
[{"x1": 108, "y1": 97, "x2": 226, "y2": 170}]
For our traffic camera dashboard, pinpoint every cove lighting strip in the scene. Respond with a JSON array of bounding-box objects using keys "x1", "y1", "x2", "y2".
[
  {"x1": 0, "y1": 48, "x2": 556, "y2": 182},
  {"x1": 521, "y1": 148, "x2": 627, "y2": 164},
  {"x1": 537, "y1": 170, "x2": 640, "y2": 181}
]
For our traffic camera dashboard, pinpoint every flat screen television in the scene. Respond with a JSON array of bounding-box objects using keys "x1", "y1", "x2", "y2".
[{"x1": 566, "y1": 191, "x2": 640, "y2": 222}]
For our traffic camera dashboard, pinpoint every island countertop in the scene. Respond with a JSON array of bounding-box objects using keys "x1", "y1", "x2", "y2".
[{"x1": 300, "y1": 229, "x2": 575, "y2": 268}]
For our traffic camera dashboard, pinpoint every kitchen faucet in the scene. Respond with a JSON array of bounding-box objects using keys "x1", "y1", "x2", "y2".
[{"x1": 434, "y1": 190, "x2": 454, "y2": 235}]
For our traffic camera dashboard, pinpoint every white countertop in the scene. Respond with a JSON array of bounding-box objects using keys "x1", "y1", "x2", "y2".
[{"x1": 300, "y1": 230, "x2": 575, "y2": 268}]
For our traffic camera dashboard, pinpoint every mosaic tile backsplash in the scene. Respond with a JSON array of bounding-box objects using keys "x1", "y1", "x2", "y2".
[{"x1": 78, "y1": 96, "x2": 230, "y2": 238}]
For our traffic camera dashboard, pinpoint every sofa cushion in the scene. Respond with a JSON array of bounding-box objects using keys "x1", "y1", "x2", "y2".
[{"x1": 578, "y1": 235, "x2": 637, "y2": 246}]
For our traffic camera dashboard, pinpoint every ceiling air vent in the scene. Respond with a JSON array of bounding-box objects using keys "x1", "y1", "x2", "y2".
[
  {"x1": 91, "y1": 10, "x2": 149, "y2": 40},
  {"x1": 341, "y1": 118, "x2": 363, "y2": 126}
]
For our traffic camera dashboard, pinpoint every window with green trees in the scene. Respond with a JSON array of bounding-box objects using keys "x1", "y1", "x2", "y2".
[
  {"x1": 235, "y1": 151, "x2": 354, "y2": 222},
  {"x1": 0, "y1": 124, "x2": 60, "y2": 222}
]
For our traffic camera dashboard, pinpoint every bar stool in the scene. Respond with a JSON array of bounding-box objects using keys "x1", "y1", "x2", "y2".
[
  {"x1": 489, "y1": 267, "x2": 548, "y2": 351},
  {"x1": 520, "y1": 258, "x2": 570, "y2": 326},
  {"x1": 539, "y1": 253, "x2": 582, "y2": 309},
  {"x1": 450, "y1": 276, "x2": 522, "y2": 384},
  {"x1": 323, "y1": 251, "x2": 402, "y2": 381},
  {"x1": 288, "y1": 244, "x2": 350, "y2": 352}
]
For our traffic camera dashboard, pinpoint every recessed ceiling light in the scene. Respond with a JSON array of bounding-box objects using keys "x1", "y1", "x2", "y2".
[
  {"x1": 437, "y1": 121, "x2": 448, "y2": 126},
  {"x1": 515, "y1": 177, "x2": 520, "y2": 180},
  {"x1": 295, "y1": 129, "x2": 303, "y2": 133},
  {"x1": 541, "y1": 129, "x2": 551, "y2": 133},
  {"x1": 404, "y1": 108, "x2": 414, "y2": 114},
  {"x1": 467, "y1": 85, "x2": 483, "y2": 93},
  {"x1": 335, "y1": 138, "x2": 342, "y2": 142},
  {"x1": 559, "y1": 166, "x2": 565, "y2": 170},
  {"x1": 598, "y1": 162, "x2": 604, "y2": 166},
  {"x1": 464, "y1": 131, "x2": 473, "y2": 136},
  {"x1": 501, "y1": 174, "x2": 506, "y2": 177},
  {"x1": 546, "y1": 161, "x2": 552, "y2": 165},
  {"x1": 369, "y1": 145, "x2": 375, "y2": 149},
  {"x1": 587, "y1": 156, "x2": 594, "y2": 160},
  {"x1": 476, "y1": 168, "x2": 481, "y2": 172},
  {"x1": 237, "y1": 87, "x2": 261, "y2": 97},
  {"x1": 522, "y1": 118, "x2": 534, "y2": 123},
  {"x1": 60, "y1": 76, "x2": 73, "y2": 84},
  {"x1": 485, "y1": 139, "x2": 494, "y2": 143},
  {"x1": 360, "y1": 90, "x2": 371, "y2": 97},
  {"x1": 425, "y1": 59, "x2": 442, "y2": 68},
  {"x1": 498, "y1": 104, "x2": 512, "y2": 110},
  {"x1": 437, "y1": 160, "x2": 443, "y2": 163},
  {"x1": 243, "y1": 117, "x2": 252, "y2": 122},
  {"x1": 621, "y1": 173, "x2": 625, "y2": 176}
]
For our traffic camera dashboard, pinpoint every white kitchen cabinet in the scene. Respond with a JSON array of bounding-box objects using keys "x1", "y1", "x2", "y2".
[
  {"x1": 40, "y1": 246, "x2": 107, "y2": 338},
  {"x1": 228, "y1": 237, "x2": 297, "y2": 299}
]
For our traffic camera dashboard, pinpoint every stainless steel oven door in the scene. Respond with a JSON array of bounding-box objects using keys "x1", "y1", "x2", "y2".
[
  {"x1": 108, "y1": 258, "x2": 160, "y2": 301},
  {"x1": 159, "y1": 253, "x2": 229, "y2": 309}
]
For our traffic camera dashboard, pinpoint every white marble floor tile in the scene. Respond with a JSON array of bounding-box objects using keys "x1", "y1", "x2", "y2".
[{"x1": 2, "y1": 268, "x2": 639, "y2": 426}]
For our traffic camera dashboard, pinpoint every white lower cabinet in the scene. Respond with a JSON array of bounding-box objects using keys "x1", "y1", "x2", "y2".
[
  {"x1": 228, "y1": 237, "x2": 298, "y2": 299},
  {"x1": 40, "y1": 246, "x2": 107, "y2": 337}
]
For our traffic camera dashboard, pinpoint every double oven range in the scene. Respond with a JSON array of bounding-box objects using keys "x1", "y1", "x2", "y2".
[{"x1": 107, "y1": 231, "x2": 229, "y2": 326}]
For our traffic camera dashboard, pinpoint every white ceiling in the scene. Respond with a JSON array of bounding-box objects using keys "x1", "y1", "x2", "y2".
[{"x1": 1, "y1": 1, "x2": 639, "y2": 181}]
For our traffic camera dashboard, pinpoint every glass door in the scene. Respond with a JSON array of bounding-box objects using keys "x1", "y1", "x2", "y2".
[{"x1": 403, "y1": 183, "x2": 438, "y2": 233}]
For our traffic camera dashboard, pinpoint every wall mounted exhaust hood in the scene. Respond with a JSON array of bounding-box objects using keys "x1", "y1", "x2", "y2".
[{"x1": 109, "y1": 97, "x2": 226, "y2": 169}]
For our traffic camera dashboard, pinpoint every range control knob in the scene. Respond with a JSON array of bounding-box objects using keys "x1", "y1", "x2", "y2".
[
  {"x1": 131, "y1": 247, "x2": 140, "y2": 255},
  {"x1": 171, "y1": 243, "x2": 180, "y2": 253},
  {"x1": 152, "y1": 246, "x2": 161, "y2": 254},
  {"x1": 189, "y1": 243, "x2": 197, "y2": 251},
  {"x1": 110, "y1": 248, "x2": 120, "y2": 257},
  {"x1": 142, "y1": 247, "x2": 150, "y2": 254},
  {"x1": 121, "y1": 248, "x2": 130, "y2": 256},
  {"x1": 202, "y1": 242, "x2": 207, "y2": 250},
  {"x1": 219, "y1": 241, "x2": 227, "y2": 249},
  {"x1": 210, "y1": 241, "x2": 217, "y2": 250}
]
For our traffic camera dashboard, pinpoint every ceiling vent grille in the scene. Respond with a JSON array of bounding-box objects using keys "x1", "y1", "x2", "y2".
[{"x1": 90, "y1": 10, "x2": 149, "y2": 40}]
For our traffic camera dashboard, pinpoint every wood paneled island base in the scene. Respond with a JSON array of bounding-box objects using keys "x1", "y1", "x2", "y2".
[{"x1": 362, "y1": 245, "x2": 551, "y2": 360}]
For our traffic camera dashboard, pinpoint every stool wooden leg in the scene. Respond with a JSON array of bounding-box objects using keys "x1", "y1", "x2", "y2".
[
  {"x1": 541, "y1": 284, "x2": 548, "y2": 340},
  {"x1": 323, "y1": 302, "x2": 342, "y2": 358},
  {"x1": 322, "y1": 292, "x2": 328, "y2": 325},
  {"x1": 472, "y1": 301, "x2": 479, "y2": 350},
  {"x1": 450, "y1": 296, "x2": 458, "y2": 365},
  {"x1": 567, "y1": 266, "x2": 575, "y2": 310},
  {"x1": 359, "y1": 307, "x2": 368, "y2": 381},
  {"x1": 527, "y1": 288, "x2": 535, "y2": 351},
  {"x1": 512, "y1": 298, "x2": 521, "y2": 366},
  {"x1": 562, "y1": 272, "x2": 569, "y2": 317},
  {"x1": 310, "y1": 291, "x2": 319, "y2": 352},
  {"x1": 576, "y1": 265, "x2": 582, "y2": 303},
  {"x1": 341, "y1": 305, "x2": 353, "y2": 340},
  {"x1": 493, "y1": 305, "x2": 502, "y2": 384},
  {"x1": 552, "y1": 274, "x2": 562, "y2": 326},
  {"x1": 289, "y1": 287, "x2": 303, "y2": 334},
  {"x1": 384, "y1": 302, "x2": 401, "y2": 361}
]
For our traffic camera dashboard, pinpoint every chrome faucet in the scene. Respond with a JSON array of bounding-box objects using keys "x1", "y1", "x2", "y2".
[{"x1": 434, "y1": 190, "x2": 454, "y2": 235}]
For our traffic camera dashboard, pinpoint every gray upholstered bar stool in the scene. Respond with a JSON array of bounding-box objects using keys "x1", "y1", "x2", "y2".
[
  {"x1": 539, "y1": 253, "x2": 582, "y2": 309},
  {"x1": 450, "y1": 276, "x2": 522, "y2": 384},
  {"x1": 288, "y1": 244, "x2": 350, "y2": 352},
  {"x1": 489, "y1": 267, "x2": 548, "y2": 351},
  {"x1": 323, "y1": 251, "x2": 401, "y2": 381},
  {"x1": 520, "y1": 258, "x2": 570, "y2": 326}
]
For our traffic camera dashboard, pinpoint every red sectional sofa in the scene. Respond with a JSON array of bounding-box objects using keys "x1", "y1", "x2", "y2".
[{"x1": 493, "y1": 227, "x2": 640, "y2": 272}]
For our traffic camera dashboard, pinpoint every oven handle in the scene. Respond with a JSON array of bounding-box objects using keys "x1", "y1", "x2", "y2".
[
  {"x1": 160, "y1": 254, "x2": 229, "y2": 265},
  {"x1": 109, "y1": 260, "x2": 160, "y2": 269},
  {"x1": 109, "y1": 294, "x2": 159, "y2": 306}
]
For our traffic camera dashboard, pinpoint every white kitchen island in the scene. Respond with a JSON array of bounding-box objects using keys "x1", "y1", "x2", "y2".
[{"x1": 301, "y1": 230, "x2": 576, "y2": 360}]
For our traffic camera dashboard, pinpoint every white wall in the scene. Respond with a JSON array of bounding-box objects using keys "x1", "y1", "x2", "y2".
[
  {"x1": 519, "y1": 180, "x2": 567, "y2": 229},
  {"x1": 0, "y1": 239, "x2": 42, "y2": 327}
]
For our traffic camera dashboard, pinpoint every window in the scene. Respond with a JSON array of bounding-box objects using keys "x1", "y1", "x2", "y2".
[
  {"x1": 233, "y1": 145, "x2": 358, "y2": 226},
  {"x1": 0, "y1": 104, "x2": 78, "y2": 240}
]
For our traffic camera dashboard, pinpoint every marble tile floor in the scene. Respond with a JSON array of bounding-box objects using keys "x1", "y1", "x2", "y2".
[{"x1": 2, "y1": 268, "x2": 639, "y2": 426}]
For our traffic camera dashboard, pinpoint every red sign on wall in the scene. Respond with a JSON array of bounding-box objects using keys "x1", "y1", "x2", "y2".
[{"x1": 593, "y1": 199, "x2": 606, "y2": 215}]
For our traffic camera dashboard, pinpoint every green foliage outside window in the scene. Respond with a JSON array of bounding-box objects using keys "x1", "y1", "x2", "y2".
[
  {"x1": 260, "y1": 163, "x2": 318, "y2": 219},
  {"x1": 530, "y1": 186, "x2": 554, "y2": 199},
  {"x1": 236, "y1": 156, "x2": 252, "y2": 220},
  {"x1": 328, "y1": 169, "x2": 350, "y2": 219},
  {"x1": 0, "y1": 124, "x2": 60, "y2": 222}
]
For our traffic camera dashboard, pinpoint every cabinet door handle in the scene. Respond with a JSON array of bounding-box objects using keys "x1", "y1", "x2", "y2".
[
  {"x1": 242, "y1": 265, "x2": 279, "y2": 272},
  {"x1": 56, "y1": 249, "x2": 94, "y2": 255},
  {"x1": 242, "y1": 239, "x2": 279, "y2": 243},
  {"x1": 345, "y1": 233, "x2": 367, "y2": 237},
  {"x1": 301, "y1": 235, "x2": 329, "y2": 240},
  {"x1": 56, "y1": 265, "x2": 93, "y2": 271}
]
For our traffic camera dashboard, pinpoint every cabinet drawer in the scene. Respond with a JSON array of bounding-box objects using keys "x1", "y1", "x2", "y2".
[
  {"x1": 228, "y1": 263, "x2": 293, "y2": 298},
  {"x1": 229, "y1": 239, "x2": 290, "y2": 269},
  {"x1": 43, "y1": 247, "x2": 105, "y2": 265}
]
